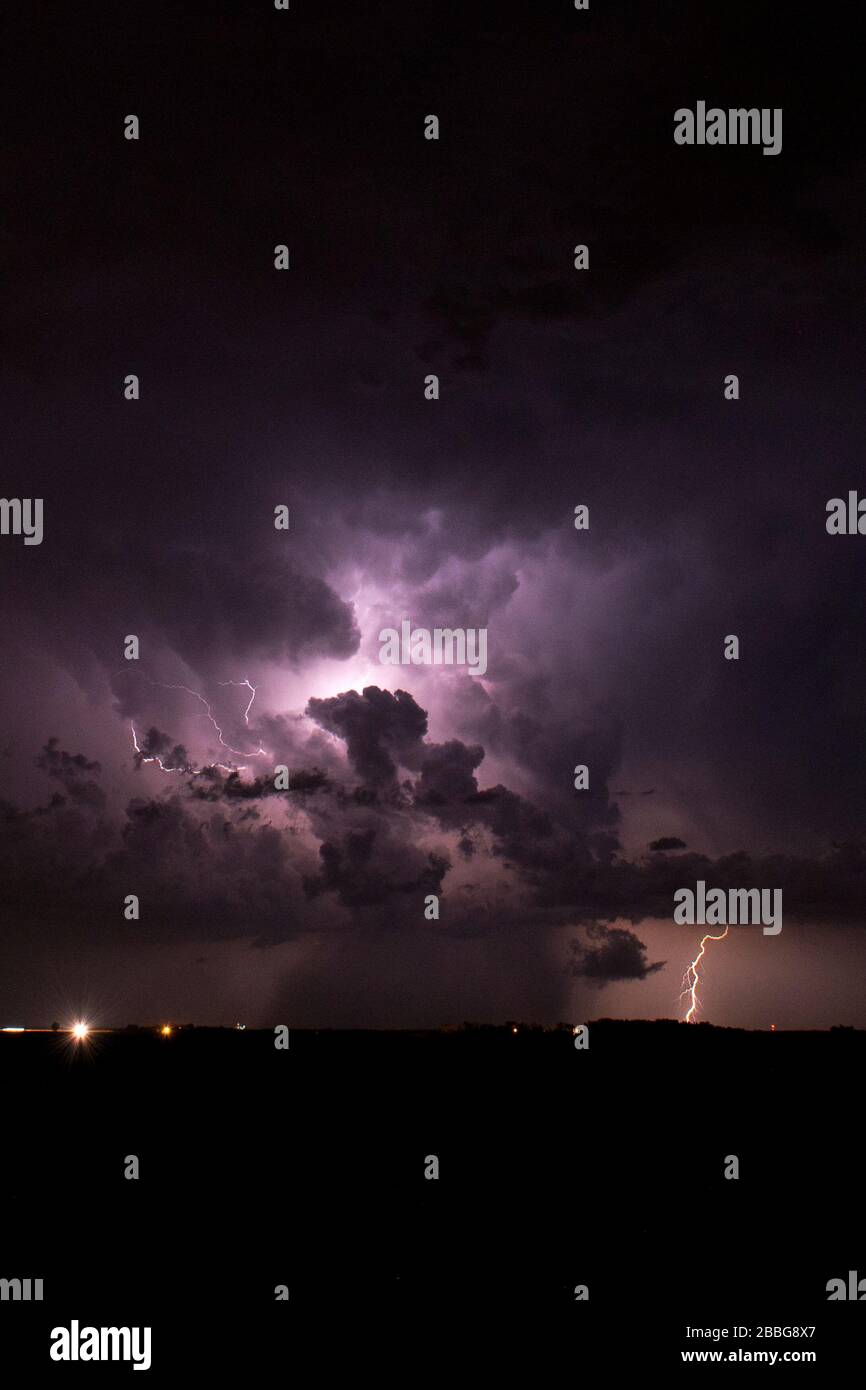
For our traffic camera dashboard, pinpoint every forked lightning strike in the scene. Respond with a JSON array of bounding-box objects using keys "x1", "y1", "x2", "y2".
[
  {"x1": 149, "y1": 677, "x2": 267, "y2": 758},
  {"x1": 130, "y1": 722, "x2": 243, "y2": 775},
  {"x1": 122, "y1": 671, "x2": 269, "y2": 773},
  {"x1": 681, "y1": 925, "x2": 729, "y2": 1023},
  {"x1": 218, "y1": 678, "x2": 258, "y2": 725}
]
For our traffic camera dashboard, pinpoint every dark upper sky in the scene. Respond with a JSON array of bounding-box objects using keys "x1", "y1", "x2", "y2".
[{"x1": 1, "y1": 1, "x2": 865, "y2": 1028}]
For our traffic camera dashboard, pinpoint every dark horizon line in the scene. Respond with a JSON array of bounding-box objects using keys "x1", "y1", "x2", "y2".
[{"x1": 2, "y1": 1019, "x2": 863, "y2": 1035}]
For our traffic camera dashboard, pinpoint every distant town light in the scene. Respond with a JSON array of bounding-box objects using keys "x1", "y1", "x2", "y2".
[
  {"x1": 161, "y1": 1025, "x2": 172, "y2": 1036},
  {"x1": 2, "y1": 1026, "x2": 25, "y2": 1033}
]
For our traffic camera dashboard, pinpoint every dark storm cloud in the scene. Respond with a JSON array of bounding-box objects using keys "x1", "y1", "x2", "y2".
[
  {"x1": 132, "y1": 727, "x2": 191, "y2": 774},
  {"x1": 2, "y1": 545, "x2": 361, "y2": 707},
  {"x1": 188, "y1": 765, "x2": 330, "y2": 802},
  {"x1": 3, "y1": 719, "x2": 866, "y2": 1027},
  {"x1": 35, "y1": 738, "x2": 106, "y2": 810},
  {"x1": 16, "y1": 702, "x2": 866, "y2": 960},
  {"x1": 411, "y1": 731, "x2": 562, "y2": 866},
  {"x1": 570, "y1": 924, "x2": 665, "y2": 985},
  {"x1": 306, "y1": 687, "x2": 428, "y2": 788},
  {"x1": 0, "y1": 764, "x2": 317, "y2": 948},
  {"x1": 303, "y1": 829, "x2": 449, "y2": 910},
  {"x1": 135, "y1": 553, "x2": 360, "y2": 674},
  {"x1": 414, "y1": 739, "x2": 485, "y2": 813},
  {"x1": 405, "y1": 9, "x2": 861, "y2": 388},
  {"x1": 554, "y1": 844, "x2": 866, "y2": 933},
  {"x1": 1, "y1": 1, "x2": 864, "y2": 1027},
  {"x1": 304, "y1": 688, "x2": 561, "y2": 876}
]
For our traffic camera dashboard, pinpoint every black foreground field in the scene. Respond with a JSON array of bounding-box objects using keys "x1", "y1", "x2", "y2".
[{"x1": 1, "y1": 1022, "x2": 863, "y2": 1375}]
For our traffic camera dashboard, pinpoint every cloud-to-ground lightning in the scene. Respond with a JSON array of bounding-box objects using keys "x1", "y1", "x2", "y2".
[{"x1": 681, "y1": 925, "x2": 730, "y2": 1023}]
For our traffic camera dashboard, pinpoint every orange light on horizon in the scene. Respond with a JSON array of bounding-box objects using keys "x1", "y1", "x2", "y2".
[
  {"x1": 161, "y1": 1025, "x2": 172, "y2": 1036},
  {"x1": 71, "y1": 1022, "x2": 90, "y2": 1040}
]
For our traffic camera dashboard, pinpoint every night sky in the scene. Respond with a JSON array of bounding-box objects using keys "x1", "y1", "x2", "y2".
[{"x1": 1, "y1": 1, "x2": 865, "y2": 1029}]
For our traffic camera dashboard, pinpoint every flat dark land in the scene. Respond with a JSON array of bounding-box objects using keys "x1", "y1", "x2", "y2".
[{"x1": 0, "y1": 1022, "x2": 863, "y2": 1373}]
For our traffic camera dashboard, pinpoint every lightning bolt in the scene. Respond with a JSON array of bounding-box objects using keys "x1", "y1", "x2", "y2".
[
  {"x1": 681, "y1": 925, "x2": 729, "y2": 1023},
  {"x1": 120, "y1": 671, "x2": 270, "y2": 773},
  {"x1": 218, "y1": 677, "x2": 259, "y2": 727},
  {"x1": 129, "y1": 722, "x2": 245, "y2": 775},
  {"x1": 146, "y1": 678, "x2": 268, "y2": 758},
  {"x1": 130, "y1": 722, "x2": 187, "y2": 773}
]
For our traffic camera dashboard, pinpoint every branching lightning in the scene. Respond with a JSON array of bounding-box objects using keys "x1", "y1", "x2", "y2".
[
  {"x1": 218, "y1": 678, "x2": 258, "y2": 726},
  {"x1": 120, "y1": 670, "x2": 270, "y2": 774},
  {"x1": 146, "y1": 677, "x2": 268, "y2": 758},
  {"x1": 129, "y1": 721, "x2": 243, "y2": 775},
  {"x1": 130, "y1": 721, "x2": 188, "y2": 773},
  {"x1": 681, "y1": 925, "x2": 729, "y2": 1023}
]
